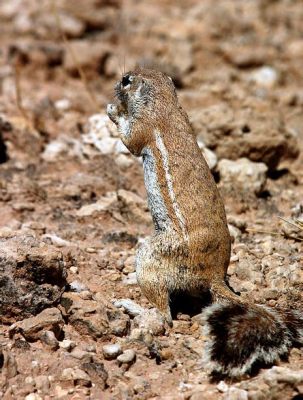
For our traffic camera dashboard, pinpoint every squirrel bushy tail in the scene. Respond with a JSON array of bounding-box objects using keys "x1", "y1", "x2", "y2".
[{"x1": 202, "y1": 286, "x2": 303, "y2": 378}]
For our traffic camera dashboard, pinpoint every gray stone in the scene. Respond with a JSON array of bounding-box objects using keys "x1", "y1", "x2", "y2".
[
  {"x1": 70, "y1": 349, "x2": 92, "y2": 363},
  {"x1": 59, "y1": 339, "x2": 76, "y2": 352},
  {"x1": 61, "y1": 292, "x2": 129, "y2": 339},
  {"x1": 61, "y1": 367, "x2": 91, "y2": 386},
  {"x1": 114, "y1": 299, "x2": 144, "y2": 317},
  {"x1": 102, "y1": 343, "x2": 122, "y2": 360},
  {"x1": 34, "y1": 375, "x2": 50, "y2": 392},
  {"x1": 117, "y1": 349, "x2": 136, "y2": 365},
  {"x1": 40, "y1": 330, "x2": 59, "y2": 350},
  {"x1": 133, "y1": 308, "x2": 166, "y2": 336},
  {"x1": 9, "y1": 308, "x2": 64, "y2": 341},
  {"x1": 223, "y1": 387, "x2": 248, "y2": 400},
  {"x1": 81, "y1": 361, "x2": 108, "y2": 390},
  {"x1": 218, "y1": 158, "x2": 268, "y2": 196},
  {"x1": 0, "y1": 236, "x2": 67, "y2": 322}
]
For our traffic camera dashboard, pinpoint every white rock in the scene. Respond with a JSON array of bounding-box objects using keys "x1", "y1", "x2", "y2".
[
  {"x1": 223, "y1": 388, "x2": 248, "y2": 400},
  {"x1": 217, "y1": 380, "x2": 229, "y2": 393},
  {"x1": 0, "y1": 0, "x2": 22, "y2": 19},
  {"x1": 263, "y1": 366, "x2": 303, "y2": 385},
  {"x1": 82, "y1": 114, "x2": 119, "y2": 155},
  {"x1": 34, "y1": 375, "x2": 50, "y2": 391},
  {"x1": 201, "y1": 147, "x2": 217, "y2": 170},
  {"x1": 42, "y1": 137, "x2": 82, "y2": 162},
  {"x1": 102, "y1": 343, "x2": 122, "y2": 360},
  {"x1": 14, "y1": 14, "x2": 32, "y2": 34},
  {"x1": 83, "y1": 114, "x2": 130, "y2": 155},
  {"x1": 59, "y1": 339, "x2": 76, "y2": 352},
  {"x1": 249, "y1": 66, "x2": 279, "y2": 88},
  {"x1": 57, "y1": 14, "x2": 85, "y2": 38},
  {"x1": 70, "y1": 349, "x2": 92, "y2": 362},
  {"x1": 228, "y1": 224, "x2": 241, "y2": 241},
  {"x1": 42, "y1": 140, "x2": 66, "y2": 162},
  {"x1": 122, "y1": 272, "x2": 137, "y2": 285},
  {"x1": 114, "y1": 299, "x2": 144, "y2": 317},
  {"x1": 55, "y1": 98, "x2": 71, "y2": 111},
  {"x1": 117, "y1": 349, "x2": 136, "y2": 364},
  {"x1": 41, "y1": 233, "x2": 71, "y2": 247},
  {"x1": 69, "y1": 280, "x2": 87, "y2": 293},
  {"x1": 87, "y1": 114, "x2": 112, "y2": 139},
  {"x1": 54, "y1": 385, "x2": 69, "y2": 399},
  {"x1": 218, "y1": 158, "x2": 268, "y2": 195},
  {"x1": 133, "y1": 308, "x2": 166, "y2": 336},
  {"x1": 76, "y1": 192, "x2": 117, "y2": 217},
  {"x1": 198, "y1": 139, "x2": 217, "y2": 169},
  {"x1": 61, "y1": 367, "x2": 91, "y2": 384},
  {"x1": 114, "y1": 140, "x2": 129, "y2": 154},
  {"x1": 94, "y1": 137, "x2": 119, "y2": 155},
  {"x1": 25, "y1": 394, "x2": 42, "y2": 400},
  {"x1": 115, "y1": 154, "x2": 134, "y2": 169}
]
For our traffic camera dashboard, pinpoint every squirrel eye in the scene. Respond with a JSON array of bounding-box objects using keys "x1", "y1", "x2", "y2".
[{"x1": 122, "y1": 74, "x2": 132, "y2": 87}]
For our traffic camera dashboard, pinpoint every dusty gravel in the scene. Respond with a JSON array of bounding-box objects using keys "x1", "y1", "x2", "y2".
[{"x1": 0, "y1": 0, "x2": 302, "y2": 399}]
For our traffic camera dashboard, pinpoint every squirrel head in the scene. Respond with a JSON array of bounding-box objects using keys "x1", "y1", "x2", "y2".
[
  {"x1": 107, "y1": 68, "x2": 179, "y2": 155},
  {"x1": 115, "y1": 68, "x2": 177, "y2": 119}
]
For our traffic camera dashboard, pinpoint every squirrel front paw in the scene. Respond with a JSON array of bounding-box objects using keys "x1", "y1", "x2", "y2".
[{"x1": 107, "y1": 103, "x2": 119, "y2": 124}]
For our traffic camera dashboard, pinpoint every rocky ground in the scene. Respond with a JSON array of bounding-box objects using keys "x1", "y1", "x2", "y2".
[{"x1": 0, "y1": 0, "x2": 302, "y2": 399}]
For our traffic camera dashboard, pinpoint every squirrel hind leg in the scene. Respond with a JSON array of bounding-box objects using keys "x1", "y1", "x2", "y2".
[
  {"x1": 136, "y1": 253, "x2": 173, "y2": 327},
  {"x1": 201, "y1": 303, "x2": 292, "y2": 379}
]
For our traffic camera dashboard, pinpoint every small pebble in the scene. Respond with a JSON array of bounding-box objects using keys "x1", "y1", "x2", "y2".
[
  {"x1": 102, "y1": 343, "x2": 122, "y2": 360},
  {"x1": 70, "y1": 349, "x2": 92, "y2": 363},
  {"x1": 25, "y1": 377, "x2": 35, "y2": 385},
  {"x1": 122, "y1": 272, "x2": 137, "y2": 285},
  {"x1": 86, "y1": 247, "x2": 97, "y2": 253},
  {"x1": 40, "y1": 330, "x2": 59, "y2": 350},
  {"x1": 84, "y1": 343, "x2": 97, "y2": 353},
  {"x1": 130, "y1": 328, "x2": 154, "y2": 345},
  {"x1": 59, "y1": 339, "x2": 76, "y2": 352},
  {"x1": 25, "y1": 394, "x2": 42, "y2": 400},
  {"x1": 34, "y1": 375, "x2": 50, "y2": 392},
  {"x1": 79, "y1": 290, "x2": 93, "y2": 300},
  {"x1": 114, "y1": 299, "x2": 144, "y2": 317},
  {"x1": 217, "y1": 380, "x2": 229, "y2": 393},
  {"x1": 117, "y1": 349, "x2": 136, "y2": 365},
  {"x1": 69, "y1": 280, "x2": 87, "y2": 292}
]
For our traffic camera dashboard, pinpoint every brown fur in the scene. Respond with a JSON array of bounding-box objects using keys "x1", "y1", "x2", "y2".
[
  {"x1": 107, "y1": 68, "x2": 303, "y2": 378},
  {"x1": 107, "y1": 68, "x2": 237, "y2": 325}
]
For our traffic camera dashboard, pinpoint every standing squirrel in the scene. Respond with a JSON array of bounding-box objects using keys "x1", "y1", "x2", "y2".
[{"x1": 107, "y1": 68, "x2": 303, "y2": 378}]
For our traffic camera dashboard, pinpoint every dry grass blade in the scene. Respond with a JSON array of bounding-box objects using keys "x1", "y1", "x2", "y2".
[
  {"x1": 14, "y1": 63, "x2": 34, "y2": 130},
  {"x1": 51, "y1": 0, "x2": 99, "y2": 112},
  {"x1": 294, "y1": 219, "x2": 303, "y2": 230},
  {"x1": 247, "y1": 223, "x2": 303, "y2": 242},
  {"x1": 278, "y1": 216, "x2": 303, "y2": 230},
  {"x1": 246, "y1": 229, "x2": 281, "y2": 236}
]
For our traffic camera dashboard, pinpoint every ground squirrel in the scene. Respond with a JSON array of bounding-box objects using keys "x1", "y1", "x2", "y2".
[{"x1": 107, "y1": 68, "x2": 303, "y2": 378}]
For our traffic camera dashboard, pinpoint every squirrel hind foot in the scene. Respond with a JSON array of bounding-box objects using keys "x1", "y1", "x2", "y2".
[{"x1": 201, "y1": 303, "x2": 295, "y2": 379}]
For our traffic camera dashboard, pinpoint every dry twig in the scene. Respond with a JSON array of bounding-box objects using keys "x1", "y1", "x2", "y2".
[{"x1": 14, "y1": 63, "x2": 33, "y2": 129}]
